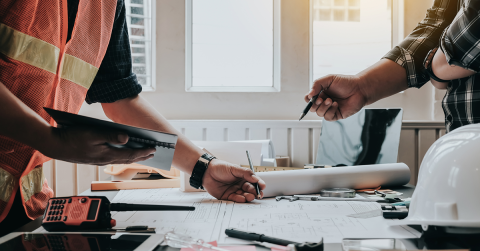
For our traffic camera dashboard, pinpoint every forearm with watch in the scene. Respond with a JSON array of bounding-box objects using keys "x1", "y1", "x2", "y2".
[
  {"x1": 189, "y1": 153, "x2": 216, "y2": 189},
  {"x1": 102, "y1": 95, "x2": 265, "y2": 202}
]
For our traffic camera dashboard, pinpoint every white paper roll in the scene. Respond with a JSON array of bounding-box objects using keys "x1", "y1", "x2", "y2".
[{"x1": 257, "y1": 163, "x2": 410, "y2": 197}]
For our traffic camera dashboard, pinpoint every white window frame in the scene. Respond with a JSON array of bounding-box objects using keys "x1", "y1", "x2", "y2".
[
  {"x1": 185, "y1": 0, "x2": 281, "y2": 92},
  {"x1": 308, "y1": 0, "x2": 404, "y2": 87},
  {"x1": 125, "y1": 0, "x2": 156, "y2": 92}
]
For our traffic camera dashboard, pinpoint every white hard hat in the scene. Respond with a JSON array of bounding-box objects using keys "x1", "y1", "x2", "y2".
[{"x1": 391, "y1": 123, "x2": 480, "y2": 229}]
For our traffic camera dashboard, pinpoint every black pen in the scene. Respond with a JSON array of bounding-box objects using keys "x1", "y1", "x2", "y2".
[
  {"x1": 299, "y1": 88, "x2": 324, "y2": 121},
  {"x1": 225, "y1": 228, "x2": 301, "y2": 246},
  {"x1": 246, "y1": 151, "x2": 261, "y2": 199}
]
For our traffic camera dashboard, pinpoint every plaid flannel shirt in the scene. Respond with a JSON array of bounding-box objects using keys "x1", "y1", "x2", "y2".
[{"x1": 384, "y1": 0, "x2": 480, "y2": 132}]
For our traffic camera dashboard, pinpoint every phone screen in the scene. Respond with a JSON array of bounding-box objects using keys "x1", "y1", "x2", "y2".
[{"x1": 0, "y1": 233, "x2": 154, "y2": 251}]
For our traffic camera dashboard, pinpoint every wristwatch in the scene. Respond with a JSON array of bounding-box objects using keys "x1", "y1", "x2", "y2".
[
  {"x1": 423, "y1": 47, "x2": 449, "y2": 83},
  {"x1": 189, "y1": 153, "x2": 216, "y2": 189}
]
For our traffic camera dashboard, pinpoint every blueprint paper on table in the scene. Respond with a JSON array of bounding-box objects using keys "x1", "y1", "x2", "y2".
[
  {"x1": 32, "y1": 189, "x2": 420, "y2": 242},
  {"x1": 105, "y1": 188, "x2": 420, "y2": 244},
  {"x1": 110, "y1": 188, "x2": 227, "y2": 241},
  {"x1": 218, "y1": 199, "x2": 420, "y2": 244}
]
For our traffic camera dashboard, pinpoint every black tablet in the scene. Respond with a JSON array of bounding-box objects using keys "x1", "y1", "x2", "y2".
[
  {"x1": 44, "y1": 107, "x2": 178, "y2": 170},
  {"x1": 0, "y1": 233, "x2": 163, "y2": 251}
]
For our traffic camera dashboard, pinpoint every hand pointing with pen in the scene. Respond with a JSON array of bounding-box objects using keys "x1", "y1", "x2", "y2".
[
  {"x1": 304, "y1": 74, "x2": 368, "y2": 121},
  {"x1": 304, "y1": 59, "x2": 409, "y2": 122}
]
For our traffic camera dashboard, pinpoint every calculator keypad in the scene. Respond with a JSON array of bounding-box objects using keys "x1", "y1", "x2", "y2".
[{"x1": 45, "y1": 199, "x2": 69, "y2": 222}]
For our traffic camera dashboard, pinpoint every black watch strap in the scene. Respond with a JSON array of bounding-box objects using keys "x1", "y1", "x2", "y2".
[
  {"x1": 423, "y1": 48, "x2": 449, "y2": 83},
  {"x1": 189, "y1": 153, "x2": 216, "y2": 189},
  {"x1": 426, "y1": 66, "x2": 450, "y2": 83}
]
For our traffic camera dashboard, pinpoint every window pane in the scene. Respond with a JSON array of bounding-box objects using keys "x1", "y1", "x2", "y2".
[
  {"x1": 131, "y1": 28, "x2": 145, "y2": 36},
  {"x1": 136, "y1": 76, "x2": 147, "y2": 85},
  {"x1": 348, "y1": 0, "x2": 360, "y2": 7},
  {"x1": 133, "y1": 56, "x2": 145, "y2": 64},
  {"x1": 131, "y1": 7, "x2": 144, "y2": 15},
  {"x1": 334, "y1": 0, "x2": 346, "y2": 6},
  {"x1": 333, "y1": 9, "x2": 345, "y2": 21},
  {"x1": 131, "y1": 17, "x2": 145, "y2": 26},
  {"x1": 348, "y1": 9, "x2": 360, "y2": 21},
  {"x1": 318, "y1": 0, "x2": 332, "y2": 7},
  {"x1": 319, "y1": 9, "x2": 331, "y2": 21},
  {"x1": 191, "y1": 0, "x2": 274, "y2": 87},
  {"x1": 313, "y1": 0, "x2": 391, "y2": 79},
  {"x1": 132, "y1": 47, "x2": 145, "y2": 53},
  {"x1": 133, "y1": 66, "x2": 147, "y2": 74}
]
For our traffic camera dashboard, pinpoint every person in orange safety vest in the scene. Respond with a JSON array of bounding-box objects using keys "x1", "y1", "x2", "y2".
[{"x1": 0, "y1": 0, "x2": 265, "y2": 236}]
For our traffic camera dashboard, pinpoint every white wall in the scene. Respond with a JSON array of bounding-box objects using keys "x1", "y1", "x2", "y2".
[{"x1": 79, "y1": 0, "x2": 442, "y2": 122}]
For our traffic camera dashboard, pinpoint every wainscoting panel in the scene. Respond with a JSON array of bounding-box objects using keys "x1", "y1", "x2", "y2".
[
  {"x1": 43, "y1": 160, "x2": 55, "y2": 193},
  {"x1": 397, "y1": 129, "x2": 417, "y2": 185},
  {"x1": 54, "y1": 160, "x2": 76, "y2": 197},
  {"x1": 397, "y1": 121, "x2": 446, "y2": 185},
  {"x1": 76, "y1": 164, "x2": 98, "y2": 197},
  {"x1": 41, "y1": 120, "x2": 445, "y2": 196},
  {"x1": 170, "y1": 120, "x2": 323, "y2": 167}
]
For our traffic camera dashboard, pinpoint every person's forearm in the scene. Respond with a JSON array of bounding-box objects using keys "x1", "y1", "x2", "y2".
[
  {"x1": 356, "y1": 59, "x2": 408, "y2": 105},
  {"x1": 101, "y1": 95, "x2": 203, "y2": 175},
  {"x1": 432, "y1": 49, "x2": 476, "y2": 80},
  {"x1": 0, "y1": 82, "x2": 53, "y2": 151}
]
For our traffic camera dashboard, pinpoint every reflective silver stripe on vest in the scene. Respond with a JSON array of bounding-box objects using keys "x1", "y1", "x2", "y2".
[
  {"x1": 21, "y1": 167, "x2": 45, "y2": 202},
  {"x1": 61, "y1": 54, "x2": 99, "y2": 89},
  {"x1": 0, "y1": 167, "x2": 16, "y2": 203},
  {"x1": 0, "y1": 23, "x2": 98, "y2": 90},
  {"x1": 0, "y1": 23, "x2": 59, "y2": 74}
]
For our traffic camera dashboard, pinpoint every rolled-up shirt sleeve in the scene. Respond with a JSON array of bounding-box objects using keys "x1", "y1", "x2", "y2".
[
  {"x1": 85, "y1": 0, "x2": 142, "y2": 104},
  {"x1": 440, "y1": 1, "x2": 480, "y2": 73},
  {"x1": 383, "y1": 0, "x2": 459, "y2": 88}
]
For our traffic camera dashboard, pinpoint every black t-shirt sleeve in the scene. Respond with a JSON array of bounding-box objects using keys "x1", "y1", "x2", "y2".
[{"x1": 85, "y1": 0, "x2": 142, "y2": 104}]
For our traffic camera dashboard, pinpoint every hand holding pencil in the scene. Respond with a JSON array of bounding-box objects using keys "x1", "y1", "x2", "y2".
[
  {"x1": 303, "y1": 74, "x2": 369, "y2": 121},
  {"x1": 246, "y1": 150, "x2": 262, "y2": 199},
  {"x1": 202, "y1": 158, "x2": 265, "y2": 202}
]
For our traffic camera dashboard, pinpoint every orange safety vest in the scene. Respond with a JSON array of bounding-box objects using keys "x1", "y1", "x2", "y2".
[{"x1": 0, "y1": 0, "x2": 117, "y2": 222}]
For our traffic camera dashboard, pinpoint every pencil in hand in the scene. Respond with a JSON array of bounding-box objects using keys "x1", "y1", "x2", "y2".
[{"x1": 246, "y1": 150, "x2": 261, "y2": 199}]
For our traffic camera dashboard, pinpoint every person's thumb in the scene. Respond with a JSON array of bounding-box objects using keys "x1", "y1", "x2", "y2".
[
  {"x1": 309, "y1": 75, "x2": 331, "y2": 99},
  {"x1": 101, "y1": 131, "x2": 129, "y2": 145},
  {"x1": 115, "y1": 133, "x2": 129, "y2": 144},
  {"x1": 230, "y1": 165, "x2": 266, "y2": 190}
]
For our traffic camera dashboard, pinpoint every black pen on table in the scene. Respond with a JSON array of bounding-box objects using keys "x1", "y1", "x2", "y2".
[
  {"x1": 225, "y1": 228, "x2": 302, "y2": 246},
  {"x1": 246, "y1": 150, "x2": 261, "y2": 199},
  {"x1": 299, "y1": 88, "x2": 324, "y2": 121}
]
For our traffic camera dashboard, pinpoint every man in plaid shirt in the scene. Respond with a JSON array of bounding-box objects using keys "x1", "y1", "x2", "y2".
[{"x1": 306, "y1": 0, "x2": 479, "y2": 133}]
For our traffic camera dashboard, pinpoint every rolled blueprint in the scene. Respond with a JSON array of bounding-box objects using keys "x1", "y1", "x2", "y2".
[{"x1": 257, "y1": 163, "x2": 410, "y2": 198}]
